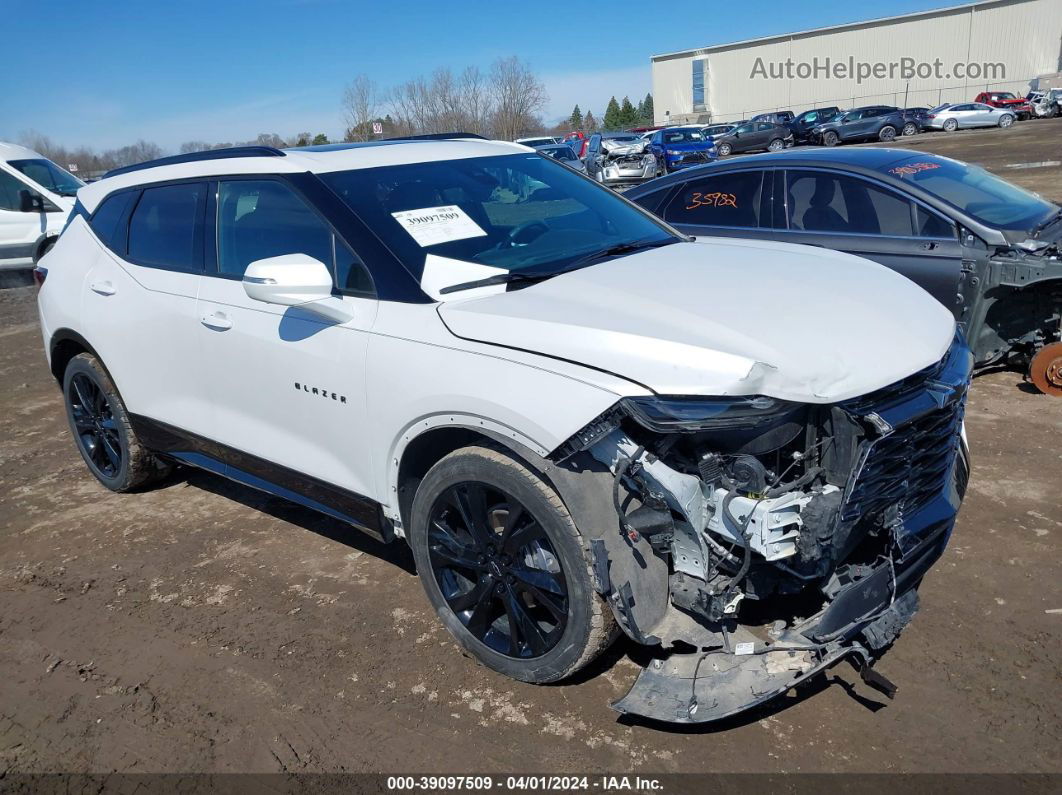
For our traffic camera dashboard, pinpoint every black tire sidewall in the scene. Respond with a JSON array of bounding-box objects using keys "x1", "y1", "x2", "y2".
[
  {"x1": 718, "y1": 143, "x2": 731, "y2": 156},
  {"x1": 879, "y1": 126, "x2": 896, "y2": 141},
  {"x1": 62, "y1": 355, "x2": 133, "y2": 491},
  {"x1": 824, "y1": 132, "x2": 838, "y2": 146},
  {"x1": 409, "y1": 447, "x2": 596, "y2": 683},
  {"x1": 944, "y1": 119, "x2": 957, "y2": 131}
]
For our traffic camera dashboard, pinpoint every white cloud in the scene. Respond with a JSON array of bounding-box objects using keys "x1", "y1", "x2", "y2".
[{"x1": 540, "y1": 64, "x2": 651, "y2": 123}]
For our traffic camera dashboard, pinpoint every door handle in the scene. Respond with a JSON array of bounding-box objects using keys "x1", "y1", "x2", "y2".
[
  {"x1": 90, "y1": 281, "x2": 116, "y2": 296},
  {"x1": 200, "y1": 312, "x2": 233, "y2": 331}
]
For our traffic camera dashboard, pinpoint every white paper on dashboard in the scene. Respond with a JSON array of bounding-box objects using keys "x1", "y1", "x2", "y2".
[
  {"x1": 420, "y1": 254, "x2": 508, "y2": 302},
  {"x1": 391, "y1": 205, "x2": 487, "y2": 248}
]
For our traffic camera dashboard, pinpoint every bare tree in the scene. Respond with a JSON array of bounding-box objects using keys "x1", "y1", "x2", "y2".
[
  {"x1": 488, "y1": 57, "x2": 547, "y2": 141},
  {"x1": 342, "y1": 74, "x2": 379, "y2": 141}
]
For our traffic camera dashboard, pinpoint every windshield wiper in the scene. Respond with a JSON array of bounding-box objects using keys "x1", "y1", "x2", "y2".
[
  {"x1": 439, "y1": 270, "x2": 557, "y2": 295},
  {"x1": 566, "y1": 237, "x2": 680, "y2": 269}
]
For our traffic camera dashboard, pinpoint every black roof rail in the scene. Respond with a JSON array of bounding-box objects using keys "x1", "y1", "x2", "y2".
[
  {"x1": 103, "y1": 146, "x2": 286, "y2": 179},
  {"x1": 383, "y1": 132, "x2": 487, "y2": 141}
]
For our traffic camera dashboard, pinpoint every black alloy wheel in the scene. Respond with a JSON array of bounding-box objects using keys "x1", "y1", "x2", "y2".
[
  {"x1": 426, "y1": 482, "x2": 568, "y2": 659},
  {"x1": 69, "y1": 371, "x2": 123, "y2": 479}
]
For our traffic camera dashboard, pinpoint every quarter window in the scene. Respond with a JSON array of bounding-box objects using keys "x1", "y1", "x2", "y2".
[
  {"x1": 127, "y1": 183, "x2": 204, "y2": 271},
  {"x1": 663, "y1": 171, "x2": 766, "y2": 228},
  {"x1": 786, "y1": 171, "x2": 914, "y2": 236},
  {"x1": 89, "y1": 191, "x2": 136, "y2": 252}
]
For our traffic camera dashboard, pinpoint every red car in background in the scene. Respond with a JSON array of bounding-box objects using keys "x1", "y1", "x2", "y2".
[
  {"x1": 561, "y1": 131, "x2": 588, "y2": 158},
  {"x1": 974, "y1": 91, "x2": 1032, "y2": 120}
]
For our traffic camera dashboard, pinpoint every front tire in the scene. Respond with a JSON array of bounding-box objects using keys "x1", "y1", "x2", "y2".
[
  {"x1": 62, "y1": 353, "x2": 171, "y2": 492},
  {"x1": 409, "y1": 445, "x2": 615, "y2": 683},
  {"x1": 717, "y1": 142, "x2": 732, "y2": 156},
  {"x1": 902, "y1": 122, "x2": 918, "y2": 136},
  {"x1": 822, "y1": 131, "x2": 839, "y2": 146}
]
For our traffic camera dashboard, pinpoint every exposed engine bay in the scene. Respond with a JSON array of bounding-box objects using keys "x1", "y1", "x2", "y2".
[
  {"x1": 550, "y1": 334, "x2": 973, "y2": 723},
  {"x1": 595, "y1": 137, "x2": 656, "y2": 181}
]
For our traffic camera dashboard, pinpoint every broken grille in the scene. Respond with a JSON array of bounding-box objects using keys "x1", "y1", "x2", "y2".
[{"x1": 841, "y1": 398, "x2": 965, "y2": 524}]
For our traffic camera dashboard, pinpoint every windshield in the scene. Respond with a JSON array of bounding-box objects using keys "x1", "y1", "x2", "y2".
[
  {"x1": 8, "y1": 158, "x2": 84, "y2": 197},
  {"x1": 319, "y1": 153, "x2": 676, "y2": 284},
  {"x1": 662, "y1": 130, "x2": 706, "y2": 143},
  {"x1": 882, "y1": 154, "x2": 1057, "y2": 232},
  {"x1": 991, "y1": 93, "x2": 1016, "y2": 100},
  {"x1": 518, "y1": 138, "x2": 555, "y2": 147}
]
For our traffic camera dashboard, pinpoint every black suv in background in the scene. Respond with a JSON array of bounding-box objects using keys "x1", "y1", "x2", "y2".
[
  {"x1": 750, "y1": 110, "x2": 795, "y2": 125},
  {"x1": 787, "y1": 106, "x2": 841, "y2": 143},
  {"x1": 812, "y1": 106, "x2": 910, "y2": 145}
]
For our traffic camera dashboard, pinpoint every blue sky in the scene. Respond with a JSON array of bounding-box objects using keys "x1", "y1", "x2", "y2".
[{"x1": 2, "y1": 0, "x2": 957, "y2": 151}]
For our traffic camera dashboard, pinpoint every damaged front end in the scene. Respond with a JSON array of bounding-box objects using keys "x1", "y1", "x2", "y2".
[
  {"x1": 551, "y1": 334, "x2": 972, "y2": 724},
  {"x1": 595, "y1": 138, "x2": 657, "y2": 184}
]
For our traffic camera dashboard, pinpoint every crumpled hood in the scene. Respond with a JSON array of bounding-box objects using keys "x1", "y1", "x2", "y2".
[{"x1": 438, "y1": 238, "x2": 955, "y2": 403}]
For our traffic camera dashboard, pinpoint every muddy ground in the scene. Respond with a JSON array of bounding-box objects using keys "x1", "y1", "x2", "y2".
[{"x1": 0, "y1": 121, "x2": 1060, "y2": 775}]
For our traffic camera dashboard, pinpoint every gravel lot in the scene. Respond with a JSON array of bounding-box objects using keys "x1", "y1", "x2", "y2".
[{"x1": 0, "y1": 121, "x2": 1059, "y2": 775}]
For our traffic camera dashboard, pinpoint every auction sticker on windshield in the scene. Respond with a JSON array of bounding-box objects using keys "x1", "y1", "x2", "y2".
[{"x1": 391, "y1": 205, "x2": 487, "y2": 247}]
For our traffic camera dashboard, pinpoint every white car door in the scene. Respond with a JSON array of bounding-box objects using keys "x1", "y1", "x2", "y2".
[
  {"x1": 0, "y1": 167, "x2": 52, "y2": 268},
  {"x1": 80, "y1": 182, "x2": 212, "y2": 438},
  {"x1": 195, "y1": 177, "x2": 381, "y2": 522}
]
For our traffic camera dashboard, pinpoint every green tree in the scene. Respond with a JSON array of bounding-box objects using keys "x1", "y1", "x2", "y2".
[
  {"x1": 569, "y1": 104, "x2": 583, "y2": 129},
  {"x1": 312, "y1": 133, "x2": 329, "y2": 145},
  {"x1": 603, "y1": 96, "x2": 621, "y2": 130},
  {"x1": 618, "y1": 96, "x2": 638, "y2": 127},
  {"x1": 641, "y1": 93, "x2": 654, "y2": 124}
]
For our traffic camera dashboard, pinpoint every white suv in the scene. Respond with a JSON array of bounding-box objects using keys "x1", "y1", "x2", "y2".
[{"x1": 37, "y1": 136, "x2": 972, "y2": 724}]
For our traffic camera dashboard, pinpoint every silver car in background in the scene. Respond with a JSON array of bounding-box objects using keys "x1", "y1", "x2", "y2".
[
  {"x1": 584, "y1": 132, "x2": 656, "y2": 185},
  {"x1": 924, "y1": 102, "x2": 1016, "y2": 131},
  {"x1": 534, "y1": 143, "x2": 586, "y2": 173}
]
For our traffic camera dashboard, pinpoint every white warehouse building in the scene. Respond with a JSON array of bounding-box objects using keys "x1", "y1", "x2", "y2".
[{"x1": 651, "y1": 0, "x2": 1062, "y2": 125}]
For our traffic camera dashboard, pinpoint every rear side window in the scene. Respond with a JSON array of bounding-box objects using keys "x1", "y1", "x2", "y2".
[
  {"x1": 663, "y1": 171, "x2": 766, "y2": 228},
  {"x1": 786, "y1": 171, "x2": 914, "y2": 236},
  {"x1": 89, "y1": 192, "x2": 136, "y2": 252},
  {"x1": 128, "y1": 183, "x2": 205, "y2": 272}
]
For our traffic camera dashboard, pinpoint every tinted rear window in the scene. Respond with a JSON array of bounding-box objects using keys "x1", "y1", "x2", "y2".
[
  {"x1": 89, "y1": 192, "x2": 136, "y2": 252},
  {"x1": 128, "y1": 183, "x2": 204, "y2": 271},
  {"x1": 663, "y1": 171, "x2": 767, "y2": 228}
]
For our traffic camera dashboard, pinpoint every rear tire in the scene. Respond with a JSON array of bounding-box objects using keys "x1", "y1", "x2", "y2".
[
  {"x1": 878, "y1": 125, "x2": 897, "y2": 142},
  {"x1": 998, "y1": 114, "x2": 1014, "y2": 128},
  {"x1": 943, "y1": 118, "x2": 958, "y2": 132},
  {"x1": 767, "y1": 138, "x2": 784, "y2": 152},
  {"x1": 902, "y1": 122, "x2": 918, "y2": 136},
  {"x1": 409, "y1": 445, "x2": 615, "y2": 683},
  {"x1": 62, "y1": 353, "x2": 172, "y2": 492}
]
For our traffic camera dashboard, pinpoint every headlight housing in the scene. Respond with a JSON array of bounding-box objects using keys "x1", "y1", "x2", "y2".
[{"x1": 622, "y1": 395, "x2": 798, "y2": 432}]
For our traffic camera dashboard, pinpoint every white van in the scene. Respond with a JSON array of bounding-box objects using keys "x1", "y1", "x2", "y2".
[{"x1": 0, "y1": 142, "x2": 84, "y2": 272}]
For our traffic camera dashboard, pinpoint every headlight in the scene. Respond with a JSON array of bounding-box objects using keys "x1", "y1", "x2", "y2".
[{"x1": 622, "y1": 395, "x2": 799, "y2": 432}]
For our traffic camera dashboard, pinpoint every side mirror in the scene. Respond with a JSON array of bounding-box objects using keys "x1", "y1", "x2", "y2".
[
  {"x1": 19, "y1": 190, "x2": 44, "y2": 213},
  {"x1": 242, "y1": 254, "x2": 353, "y2": 323}
]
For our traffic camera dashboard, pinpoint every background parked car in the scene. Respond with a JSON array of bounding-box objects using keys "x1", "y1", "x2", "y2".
[
  {"x1": 751, "y1": 110, "x2": 795, "y2": 125},
  {"x1": 923, "y1": 102, "x2": 1016, "y2": 131},
  {"x1": 787, "y1": 106, "x2": 841, "y2": 143},
  {"x1": 561, "y1": 131, "x2": 588, "y2": 158},
  {"x1": 713, "y1": 121, "x2": 793, "y2": 156},
  {"x1": 812, "y1": 106, "x2": 907, "y2": 145},
  {"x1": 700, "y1": 122, "x2": 738, "y2": 140},
  {"x1": 534, "y1": 143, "x2": 586, "y2": 173},
  {"x1": 584, "y1": 132, "x2": 656, "y2": 184},
  {"x1": 647, "y1": 126, "x2": 717, "y2": 174},
  {"x1": 1, "y1": 141, "x2": 82, "y2": 275},
  {"x1": 515, "y1": 136, "x2": 558, "y2": 148},
  {"x1": 901, "y1": 107, "x2": 931, "y2": 135},
  {"x1": 974, "y1": 91, "x2": 1032, "y2": 120},
  {"x1": 625, "y1": 147, "x2": 1062, "y2": 393},
  {"x1": 1026, "y1": 89, "x2": 1061, "y2": 118}
]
